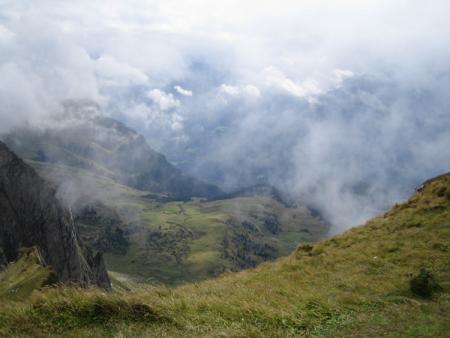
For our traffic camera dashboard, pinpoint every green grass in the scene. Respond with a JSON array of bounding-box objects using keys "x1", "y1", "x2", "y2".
[
  {"x1": 1, "y1": 173, "x2": 449, "y2": 337},
  {"x1": 32, "y1": 159, "x2": 327, "y2": 285},
  {"x1": 102, "y1": 196, "x2": 326, "y2": 284},
  {"x1": 30, "y1": 161, "x2": 327, "y2": 285},
  {"x1": 0, "y1": 248, "x2": 54, "y2": 302}
]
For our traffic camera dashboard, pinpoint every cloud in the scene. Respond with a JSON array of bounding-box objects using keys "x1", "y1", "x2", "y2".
[
  {"x1": 332, "y1": 69, "x2": 354, "y2": 86},
  {"x1": 219, "y1": 84, "x2": 240, "y2": 96},
  {"x1": 219, "y1": 84, "x2": 261, "y2": 97},
  {"x1": 263, "y1": 66, "x2": 322, "y2": 100},
  {"x1": 0, "y1": 0, "x2": 449, "y2": 230},
  {"x1": 174, "y1": 85, "x2": 193, "y2": 96},
  {"x1": 147, "y1": 89, "x2": 180, "y2": 111},
  {"x1": 95, "y1": 55, "x2": 149, "y2": 87},
  {"x1": 0, "y1": 25, "x2": 14, "y2": 42},
  {"x1": 176, "y1": 72, "x2": 450, "y2": 230}
]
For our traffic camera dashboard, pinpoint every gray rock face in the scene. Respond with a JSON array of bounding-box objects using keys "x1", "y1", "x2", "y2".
[{"x1": 0, "y1": 141, "x2": 110, "y2": 289}]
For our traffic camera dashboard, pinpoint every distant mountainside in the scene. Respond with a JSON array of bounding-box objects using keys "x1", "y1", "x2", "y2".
[
  {"x1": 218, "y1": 184, "x2": 296, "y2": 207},
  {"x1": 3, "y1": 116, "x2": 222, "y2": 201},
  {"x1": 0, "y1": 142, "x2": 110, "y2": 288},
  {"x1": 1, "y1": 115, "x2": 329, "y2": 284},
  {"x1": 26, "y1": 160, "x2": 328, "y2": 284}
]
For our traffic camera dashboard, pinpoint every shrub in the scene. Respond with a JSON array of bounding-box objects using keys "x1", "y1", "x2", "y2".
[{"x1": 409, "y1": 269, "x2": 443, "y2": 298}]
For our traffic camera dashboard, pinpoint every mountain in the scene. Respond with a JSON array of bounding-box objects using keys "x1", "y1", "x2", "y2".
[
  {"x1": 1, "y1": 115, "x2": 329, "y2": 284},
  {"x1": 3, "y1": 115, "x2": 222, "y2": 201},
  {"x1": 25, "y1": 160, "x2": 328, "y2": 284},
  {"x1": 0, "y1": 142, "x2": 110, "y2": 289},
  {"x1": 1, "y1": 172, "x2": 449, "y2": 336}
]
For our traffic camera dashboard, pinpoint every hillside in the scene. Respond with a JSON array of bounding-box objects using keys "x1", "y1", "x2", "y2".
[
  {"x1": 0, "y1": 116, "x2": 332, "y2": 284},
  {"x1": 2, "y1": 114, "x2": 222, "y2": 201},
  {"x1": 0, "y1": 172, "x2": 448, "y2": 337},
  {"x1": 28, "y1": 161, "x2": 328, "y2": 284}
]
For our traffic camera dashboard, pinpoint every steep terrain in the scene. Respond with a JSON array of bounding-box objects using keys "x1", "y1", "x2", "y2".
[
  {"x1": 0, "y1": 142, "x2": 110, "y2": 289},
  {"x1": 2, "y1": 117, "x2": 328, "y2": 284},
  {"x1": 28, "y1": 160, "x2": 327, "y2": 284},
  {"x1": 0, "y1": 172, "x2": 448, "y2": 337},
  {"x1": 3, "y1": 116, "x2": 222, "y2": 201}
]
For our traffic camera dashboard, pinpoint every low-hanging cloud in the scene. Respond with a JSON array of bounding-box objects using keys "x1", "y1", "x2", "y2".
[
  {"x1": 174, "y1": 85, "x2": 193, "y2": 97},
  {"x1": 1, "y1": 0, "x2": 450, "y2": 230}
]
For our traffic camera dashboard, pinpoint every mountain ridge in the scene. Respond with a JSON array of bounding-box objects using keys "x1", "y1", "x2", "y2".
[{"x1": 2, "y1": 115, "x2": 223, "y2": 201}]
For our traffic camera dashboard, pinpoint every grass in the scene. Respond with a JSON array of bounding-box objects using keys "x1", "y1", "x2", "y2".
[
  {"x1": 102, "y1": 196, "x2": 326, "y2": 284},
  {"x1": 0, "y1": 173, "x2": 449, "y2": 337},
  {"x1": 0, "y1": 248, "x2": 54, "y2": 302},
  {"x1": 30, "y1": 161, "x2": 328, "y2": 285}
]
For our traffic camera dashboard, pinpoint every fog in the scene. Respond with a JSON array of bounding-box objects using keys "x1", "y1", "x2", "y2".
[{"x1": 1, "y1": 0, "x2": 450, "y2": 230}]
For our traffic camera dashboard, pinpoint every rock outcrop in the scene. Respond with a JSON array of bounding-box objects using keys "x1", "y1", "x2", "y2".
[{"x1": 0, "y1": 141, "x2": 110, "y2": 289}]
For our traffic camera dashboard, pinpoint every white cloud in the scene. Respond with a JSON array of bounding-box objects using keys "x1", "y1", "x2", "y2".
[
  {"x1": 0, "y1": 0, "x2": 449, "y2": 230},
  {"x1": 262, "y1": 67, "x2": 355, "y2": 102},
  {"x1": 124, "y1": 102, "x2": 184, "y2": 139},
  {"x1": 0, "y1": 25, "x2": 14, "y2": 43},
  {"x1": 219, "y1": 84, "x2": 261, "y2": 97},
  {"x1": 170, "y1": 113, "x2": 184, "y2": 131},
  {"x1": 332, "y1": 69, "x2": 354, "y2": 87},
  {"x1": 264, "y1": 66, "x2": 322, "y2": 100},
  {"x1": 125, "y1": 103, "x2": 153, "y2": 124},
  {"x1": 174, "y1": 85, "x2": 193, "y2": 96},
  {"x1": 243, "y1": 85, "x2": 261, "y2": 97},
  {"x1": 219, "y1": 84, "x2": 240, "y2": 96},
  {"x1": 95, "y1": 55, "x2": 148, "y2": 86},
  {"x1": 147, "y1": 89, "x2": 180, "y2": 111}
]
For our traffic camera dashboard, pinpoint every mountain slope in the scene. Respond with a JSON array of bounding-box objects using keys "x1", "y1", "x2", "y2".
[
  {"x1": 26, "y1": 160, "x2": 328, "y2": 284},
  {"x1": 0, "y1": 142, "x2": 110, "y2": 289},
  {"x1": 2, "y1": 113, "x2": 328, "y2": 285},
  {"x1": 3, "y1": 116, "x2": 222, "y2": 200},
  {"x1": 99, "y1": 196, "x2": 326, "y2": 284},
  {"x1": 1, "y1": 172, "x2": 449, "y2": 337}
]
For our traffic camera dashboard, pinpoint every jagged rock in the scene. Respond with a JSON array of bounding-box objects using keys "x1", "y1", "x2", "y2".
[
  {"x1": 0, "y1": 141, "x2": 110, "y2": 289},
  {"x1": 89, "y1": 251, "x2": 111, "y2": 288}
]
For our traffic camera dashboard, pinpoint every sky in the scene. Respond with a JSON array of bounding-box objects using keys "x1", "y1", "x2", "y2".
[{"x1": 1, "y1": 0, "x2": 450, "y2": 230}]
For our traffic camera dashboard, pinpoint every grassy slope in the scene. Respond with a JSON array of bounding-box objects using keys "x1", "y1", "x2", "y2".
[
  {"x1": 0, "y1": 173, "x2": 449, "y2": 337},
  {"x1": 105, "y1": 196, "x2": 325, "y2": 284},
  {"x1": 0, "y1": 248, "x2": 54, "y2": 302},
  {"x1": 30, "y1": 161, "x2": 327, "y2": 285}
]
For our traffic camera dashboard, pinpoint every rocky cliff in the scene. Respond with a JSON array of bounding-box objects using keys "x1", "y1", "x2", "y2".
[{"x1": 0, "y1": 141, "x2": 110, "y2": 288}]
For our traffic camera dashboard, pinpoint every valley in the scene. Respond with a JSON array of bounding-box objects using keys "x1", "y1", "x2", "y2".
[
  {"x1": 1, "y1": 3, "x2": 449, "y2": 337},
  {"x1": 1, "y1": 114, "x2": 328, "y2": 285},
  {"x1": 29, "y1": 160, "x2": 327, "y2": 285},
  {"x1": 1, "y1": 171, "x2": 449, "y2": 337}
]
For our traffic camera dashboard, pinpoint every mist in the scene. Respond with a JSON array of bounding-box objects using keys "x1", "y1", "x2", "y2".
[{"x1": 1, "y1": 1, "x2": 450, "y2": 230}]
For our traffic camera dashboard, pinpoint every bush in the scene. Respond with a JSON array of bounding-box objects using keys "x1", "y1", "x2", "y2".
[{"x1": 409, "y1": 269, "x2": 443, "y2": 298}]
